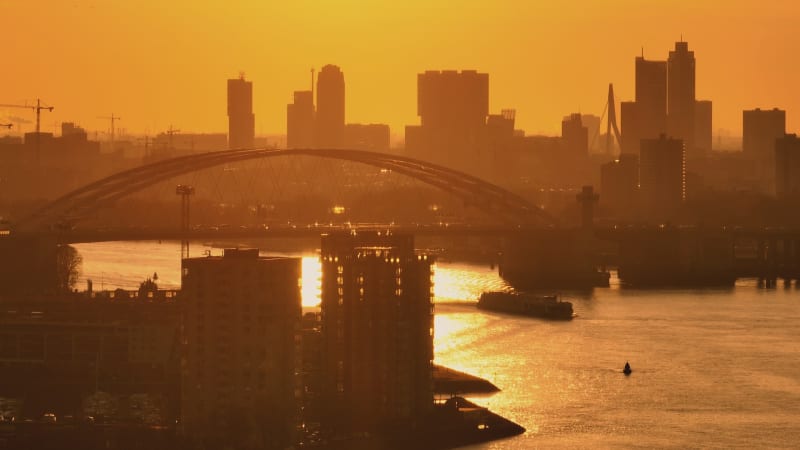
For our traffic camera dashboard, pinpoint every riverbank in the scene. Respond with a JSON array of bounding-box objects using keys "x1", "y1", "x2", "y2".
[{"x1": 432, "y1": 364, "x2": 499, "y2": 395}]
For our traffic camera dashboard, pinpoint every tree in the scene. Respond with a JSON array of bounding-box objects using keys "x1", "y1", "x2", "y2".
[{"x1": 55, "y1": 244, "x2": 83, "y2": 292}]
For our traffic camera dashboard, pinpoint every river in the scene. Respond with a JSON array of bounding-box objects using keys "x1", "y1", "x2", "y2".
[{"x1": 72, "y1": 240, "x2": 800, "y2": 449}]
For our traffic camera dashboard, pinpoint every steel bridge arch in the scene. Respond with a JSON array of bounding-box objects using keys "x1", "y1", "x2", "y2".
[{"x1": 16, "y1": 148, "x2": 558, "y2": 231}]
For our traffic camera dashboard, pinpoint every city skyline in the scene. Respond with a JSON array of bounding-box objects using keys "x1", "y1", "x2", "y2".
[{"x1": 1, "y1": 1, "x2": 799, "y2": 138}]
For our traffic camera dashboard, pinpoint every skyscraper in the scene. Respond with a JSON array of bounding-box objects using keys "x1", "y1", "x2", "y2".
[
  {"x1": 315, "y1": 65, "x2": 345, "y2": 149},
  {"x1": 667, "y1": 41, "x2": 696, "y2": 152},
  {"x1": 561, "y1": 113, "x2": 589, "y2": 157},
  {"x1": 405, "y1": 70, "x2": 489, "y2": 175},
  {"x1": 635, "y1": 56, "x2": 668, "y2": 139},
  {"x1": 181, "y1": 249, "x2": 301, "y2": 447},
  {"x1": 320, "y1": 231, "x2": 434, "y2": 433},
  {"x1": 743, "y1": 108, "x2": 786, "y2": 191},
  {"x1": 639, "y1": 135, "x2": 685, "y2": 221},
  {"x1": 287, "y1": 90, "x2": 315, "y2": 149},
  {"x1": 227, "y1": 75, "x2": 255, "y2": 149}
]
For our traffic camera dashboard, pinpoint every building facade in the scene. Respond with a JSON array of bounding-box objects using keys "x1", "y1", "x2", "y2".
[
  {"x1": 227, "y1": 76, "x2": 255, "y2": 149},
  {"x1": 320, "y1": 231, "x2": 434, "y2": 434},
  {"x1": 287, "y1": 90, "x2": 315, "y2": 149},
  {"x1": 315, "y1": 65, "x2": 345, "y2": 149},
  {"x1": 639, "y1": 135, "x2": 685, "y2": 221},
  {"x1": 743, "y1": 108, "x2": 786, "y2": 191},
  {"x1": 181, "y1": 249, "x2": 301, "y2": 448}
]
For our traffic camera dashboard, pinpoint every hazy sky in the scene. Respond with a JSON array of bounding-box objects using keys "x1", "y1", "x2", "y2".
[{"x1": 1, "y1": 0, "x2": 798, "y2": 140}]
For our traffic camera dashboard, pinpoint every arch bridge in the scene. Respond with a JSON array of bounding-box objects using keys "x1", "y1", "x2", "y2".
[{"x1": 16, "y1": 148, "x2": 558, "y2": 233}]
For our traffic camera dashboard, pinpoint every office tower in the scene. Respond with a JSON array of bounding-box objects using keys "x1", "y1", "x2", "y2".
[
  {"x1": 775, "y1": 134, "x2": 800, "y2": 197},
  {"x1": 406, "y1": 70, "x2": 489, "y2": 175},
  {"x1": 743, "y1": 108, "x2": 786, "y2": 191},
  {"x1": 639, "y1": 135, "x2": 685, "y2": 221},
  {"x1": 227, "y1": 75, "x2": 255, "y2": 149},
  {"x1": 320, "y1": 231, "x2": 434, "y2": 433},
  {"x1": 667, "y1": 41, "x2": 696, "y2": 152},
  {"x1": 315, "y1": 65, "x2": 345, "y2": 148},
  {"x1": 561, "y1": 113, "x2": 589, "y2": 157},
  {"x1": 287, "y1": 90, "x2": 315, "y2": 149},
  {"x1": 743, "y1": 108, "x2": 786, "y2": 158},
  {"x1": 600, "y1": 153, "x2": 639, "y2": 218},
  {"x1": 635, "y1": 56, "x2": 668, "y2": 139},
  {"x1": 181, "y1": 249, "x2": 301, "y2": 447},
  {"x1": 620, "y1": 101, "x2": 641, "y2": 154},
  {"x1": 343, "y1": 123, "x2": 390, "y2": 152},
  {"x1": 694, "y1": 100, "x2": 712, "y2": 154}
]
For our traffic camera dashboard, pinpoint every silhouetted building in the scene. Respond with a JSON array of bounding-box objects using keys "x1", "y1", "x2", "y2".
[
  {"x1": 776, "y1": 134, "x2": 800, "y2": 198},
  {"x1": 315, "y1": 65, "x2": 345, "y2": 148},
  {"x1": 694, "y1": 100, "x2": 713, "y2": 154},
  {"x1": 561, "y1": 113, "x2": 588, "y2": 157},
  {"x1": 181, "y1": 249, "x2": 301, "y2": 447},
  {"x1": 600, "y1": 154, "x2": 639, "y2": 218},
  {"x1": 578, "y1": 114, "x2": 602, "y2": 152},
  {"x1": 287, "y1": 90, "x2": 315, "y2": 149},
  {"x1": 320, "y1": 231, "x2": 433, "y2": 433},
  {"x1": 635, "y1": 56, "x2": 668, "y2": 138},
  {"x1": 227, "y1": 75, "x2": 255, "y2": 149},
  {"x1": 639, "y1": 135, "x2": 685, "y2": 221},
  {"x1": 406, "y1": 70, "x2": 489, "y2": 176},
  {"x1": 667, "y1": 41, "x2": 696, "y2": 153},
  {"x1": 343, "y1": 123, "x2": 390, "y2": 152},
  {"x1": 620, "y1": 101, "x2": 641, "y2": 154},
  {"x1": 743, "y1": 108, "x2": 786, "y2": 191}
]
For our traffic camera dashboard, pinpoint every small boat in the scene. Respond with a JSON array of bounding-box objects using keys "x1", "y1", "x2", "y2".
[{"x1": 623, "y1": 362, "x2": 632, "y2": 375}]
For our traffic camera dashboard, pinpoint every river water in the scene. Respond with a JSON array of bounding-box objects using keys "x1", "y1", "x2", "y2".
[{"x1": 73, "y1": 241, "x2": 800, "y2": 449}]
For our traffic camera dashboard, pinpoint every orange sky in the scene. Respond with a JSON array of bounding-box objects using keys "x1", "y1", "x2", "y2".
[{"x1": 1, "y1": 1, "x2": 799, "y2": 141}]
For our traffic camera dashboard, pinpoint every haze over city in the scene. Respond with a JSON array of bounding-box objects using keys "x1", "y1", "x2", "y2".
[
  {"x1": 2, "y1": 0, "x2": 800, "y2": 137},
  {"x1": 2, "y1": 1, "x2": 800, "y2": 449}
]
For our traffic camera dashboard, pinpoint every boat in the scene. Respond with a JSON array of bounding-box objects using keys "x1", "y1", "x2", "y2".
[
  {"x1": 477, "y1": 291, "x2": 574, "y2": 320},
  {"x1": 623, "y1": 362, "x2": 632, "y2": 375}
]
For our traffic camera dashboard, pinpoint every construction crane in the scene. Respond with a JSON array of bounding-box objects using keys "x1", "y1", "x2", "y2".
[
  {"x1": 98, "y1": 113, "x2": 121, "y2": 147},
  {"x1": 0, "y1": 98, "x2": 54, "y2": 135},
  {"x1": 0, "y1": 124, "x2": 11, "y2": 129}
]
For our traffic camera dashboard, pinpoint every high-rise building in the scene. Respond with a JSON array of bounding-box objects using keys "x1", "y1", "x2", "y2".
[
  {"x1": 600, "y1": 153, "x2": 639, "y2": 218},
  {"x1": 694, "y1": 100, "x2": 713, "y2": 154},
  {"x1": 620, "y1": 101, "x2": 641, "y2": 155},
  {"x1": 315, "y1": 65, "x2": 345, "y2": 149},
  {"x1": 320, "y1": 231, "x2": 434, "y2": 433},
  {"x1": 775, "y1": 134, "x2": 800, "y2": 198},
  {"x1": 635, "y1": 56, "x2": 668, "y2": 139},
  {"x1": 227, "y1": 75, "x2": 255, "y2": 149},
  {"x1": 743, "y1": 108, "x2": 786, "y2": 191},
  {"x1": 639, "y1": 135, "x2": 685, "y2": 221},
  {"x1": 181, "y1": 249, "x2": 301, "y2": 447},
  {"x1": 406, "y1": 70, "x2": 489, "y2": 175},
  {"x1": 667, "y1": 41, "x2": 696, "y2": 153},
  {"x1": 287, "y1": 90, "x2": 315, "y2": 149},
  {"x1": 561, "y1": 113, "x2": 589, "y2": 157}
]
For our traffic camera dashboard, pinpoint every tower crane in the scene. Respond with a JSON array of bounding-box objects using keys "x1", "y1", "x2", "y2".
[
  {"x1": 0, "y1": 98, "x2": 54, "y2": 135},
  {"x1": 0, "y1": 124, "x2": 11, "y2": 129}
]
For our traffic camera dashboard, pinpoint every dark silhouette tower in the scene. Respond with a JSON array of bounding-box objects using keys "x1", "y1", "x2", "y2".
[
  {"x1": 227, "y1": 74, "x2": 255, "y2": 149},
  {"x1": 315, "y1": 65, "x2": 345, "y2": 148},
  {"x1": 667, "y1": 41, "x2": 696, "y2": 154},
  {"x1": 622, "y1": 53, "x2": 667, "y2": 155},
  {"x1": 287, "y1": 90, "x2": 315, "y2": 149},
  {"x1": 320, "y1": 231, "x2": 434, "y2": 433},
  {"x1": 606, "y1": 84, "x2": 623, "y2": 156}
]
